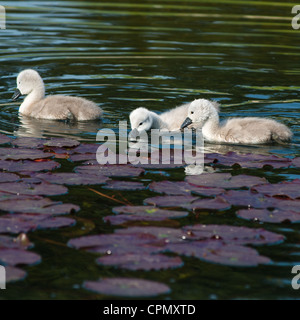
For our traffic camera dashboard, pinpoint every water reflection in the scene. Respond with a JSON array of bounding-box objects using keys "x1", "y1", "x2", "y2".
[{"x1": 15, "y1": 114, "x2": 103, "y2": 141}]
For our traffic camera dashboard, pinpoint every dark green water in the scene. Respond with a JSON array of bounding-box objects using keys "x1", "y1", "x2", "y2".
[{"x1": 0, "y1": 0, "x2": 300, "y2": 299}]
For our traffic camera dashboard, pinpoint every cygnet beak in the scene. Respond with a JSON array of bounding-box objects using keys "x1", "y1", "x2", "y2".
[
  {"x1": 12, "y1": 89, "x2": 22, "y2": 101},
  {"x1": 181, "y1": 117, "x2": 193, "y2": 129}
]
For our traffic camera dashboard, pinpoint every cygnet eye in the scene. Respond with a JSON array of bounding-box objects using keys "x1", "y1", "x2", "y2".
[
  {"x1": 139, "y1": 122, "x2": 143, "y2": 126},
  {"x1": 190, "y1": 111, "x2": 194, "y2": 115}
]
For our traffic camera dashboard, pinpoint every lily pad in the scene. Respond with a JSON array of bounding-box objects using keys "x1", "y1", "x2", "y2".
[
  {"x1": 292, "y1": 157, "x2": 300, "y2": 168},
  {"x1": 68, "y1": 154, "x2": 96, "y2": 162},
  {"x1": 0, "y1": 134, "x2": 12, "y2": 145},
  {"x1": 186, "y1": 173, "x2": 267, "y2": 189},
  {"x1": 44, "y1": 138, "x2": 80, "y2": 148},
  {"x1": 12, "y1": 137, "x2": 45, "y2": 149},
  {"x1": 0, "y1": 159, "x2": 60, "y2": 172},
  {"x1": 144, "y1": 195, "x2": 198, "y2": 207},
  {"x1": 0, "y1": 235, "x2": 33, "y2": 250},
  {"x1": 0, "y1": 198, "x2": 79, "y2": 215},
  {"x1": 0, "y1": 148, "x2": 53, "y2": 160},
  {"x1": 6, "y1": 266, "x2": 27, "y2": 283},
  {"x1": 182, "y1": 224, "x2": 285, "y2": 245},
  {"x1": 34, "y1": 172, "x2": 109, "y2": 186},
  {"x1": 164, "y1": 240, "x2": 271, "y2": 267},
  {"x1": 75, "y1": 164, "x2": 144, "y2": 177},
  {"x1": 83, "y1": 277, "x2": 171, "y2": 297},
  {"x1": 0, "y1": 172, "x2": 20, "y2": 183},
  {"x1": 181, "y1": 196, "x2": 230, "y2": 211},
  {"x1": 237, "y1": 208, "x2": 300, "y2": 223},
  {"x1": 112, "y1": 206, "x2": 188, "y2": 218},
  {"x1": 0, "y1": 248, "x2": 41, "y2": 266},
  {"x1": 0, "y1": 181, "x2": 68, "y2": 196},
  {"x1": 252, "y1": 180, "x2": 300, "y2": 199},
  {"x1": 96, "y1": 253, "x2": 183, "y2": 271},
  {"x1": 102, "y1": 180, "x2": 146, "y2": 191},
  {"x1": 73, "y1": 143, "x2": 101, "y2": 154}
]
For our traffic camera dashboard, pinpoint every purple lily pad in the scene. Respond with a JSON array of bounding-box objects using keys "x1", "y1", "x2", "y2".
[
  {"x1": 252, "y1": 180, "x2": 300, "y2": 199},
  {"x1": 186, "y1": 173, "x2": 267, "y2": 189},
  {"x1": 292, "y1": 157, "x2": 300, "y2": 168},
  {"x1": 222, "y1": 190, "x2": 278, "y2": 209},
  {"x1": 12, "y1": 137, "x2": 45, "y2": 149},
  {"x1": 0, "y1": 198, "x2": 79, "y2": 215},
  {"x1": 205, "y1": 152, "x2": 292, "y2": 169},
  {"x1": 35, "y1": 172, "x2": 109, "y2": 186},
  {"x1": 149, "y1": 181, "x2": 224, "y2": 196},
  {"x1": 0, "y1": 159, "x2": 60, "y2": 172},
  {"x1": 68, "y1": 154, "x2": 96, "y2": 162},
  {"x1": 112, "y1": 206, "x2": 188, "y2": 219},
  {"x1": 164, "y1": 240, "x2": 271, "y2": 267},
  {"x1": 276, "y1": 199, "x2": 300, "y2": 211},
  {"x1": 0, "y1": 248, "x2": 41, "y2": 266},
  {"x1": 0, "y1": 181, "x2": 68, "y2": 196},
  {"x1": 237, "y1": 208, "x2": 300, "y2": 223},
  {"x1": 115, "y1": 226, "x2": 199, "y2": 243},
  {"x1": 0, "y1": 213, "x2": 76, "y2": 234},
  {"x1": 6, "y1": 266, "x2": 27, "y2": 283},
  {"x1": 96, "y1": 253, "x2": 183, "y2": 271},
  {"x1": 67, "y1": 233, "x2": 162, "y2": 255},
  {"x1": 73, "y1": 143, "x2": 101, "y2": 154},
  {"x1": 182, "y1": 224, "x2": 285, "y2": 245},
  {"x1": 0, "y1": 134, "x2": 12, "y2": 145},
  {"x1": 83, "y1": 277, "x2": 171, "y2": 297},
  {"x1": 144, "y1": 195, "x2": 198, "y2": 207},
  {"x1": 182, "y1": 196, "x2": 230, "y2": 211},
  {"x1": 75, "y1": 164, "x2": 144, "y2": 178},
  {"x1": 0, "y1": 148, "x2": 53, "y2": 160},
  {"x1": 44, "y1": 138, "x2": 80, "y2": 148},
  {"x1": 0, "y1": 172, "x2": 20, "y2": 183},
  {"x1": 0, "y1": 235, "x2": 33, "y2": 250},
  {"x1": 102, "y1": 180, "x2": 146, "y2": 191}
]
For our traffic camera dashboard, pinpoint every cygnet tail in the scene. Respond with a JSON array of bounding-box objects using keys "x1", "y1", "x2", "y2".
[{"x1": 271, "y1": 124, "x2": 293, "y2": 144}]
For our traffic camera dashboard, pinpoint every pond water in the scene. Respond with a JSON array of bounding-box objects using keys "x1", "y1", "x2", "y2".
[{"x1": 0, "y1": 0, "x2": 300, "y2": 299}]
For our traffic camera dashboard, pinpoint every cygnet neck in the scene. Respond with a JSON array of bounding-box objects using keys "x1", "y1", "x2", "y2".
[
  {"x1": 19, "y1": 82, "x2": 45, "y2": 115},
  {"x1": 202, "y1": 107, "x2": 220, "y2": 139},
  {"x1": 149, "y1": 111, "x2": 168, "y2": 129}
]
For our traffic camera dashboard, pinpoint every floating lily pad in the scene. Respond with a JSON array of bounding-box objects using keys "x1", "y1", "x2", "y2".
[
  {"x1": 0, "y1": 235, "x2": 33, "y2": 250},
  {"x1": 252, "y1": 180, "x2": 300, "y2": 199},
  {"x1": 0, "y1": 181, "x2": 68, "y2": 196},
  {"x1": 6, "y1": 266, "x2": 27, "y2": 283},
  {"x1": 237, "y1": 208, "x2": 300, "y2": 223},
  {"x1": 44, "y1": 138, "x2": 80, "y2": 148},
  {"x1": 0, "y1": 198, "x2": 79, "y2": 215},
  {"x1": 164, "y1": 240, "x2": 271, "y2": 267},
  {"x1": 75, "y1": 164, "x2": 144, "y2": 177},
  {"x1": 112, "y1": 206, "x2": 188, "y2": 218},
  {"x1": 68, "y1": 233, "x2": 161, "y2": 255},
  {"x1": 12, "y1": 137, "x2": 45, "y2": 149},
  {"x1": 102, "y1": 180, "x2": 146, "y2": 191},
  {"x1": 205, "y1": 152, "x2": 292, "y2": 169},
  {"x1": 68, "y1": 154, "x2": 96, "y2": 162},
  {"x1": 73, "y1": 143, "x2": 101, "y2": 154},
  {"x1": 222, "y1": 190, "x2": 278, "y2": 209},
  {"x1": 292, "y1": 157, "x2": 300, "y2": 168},
  {"x1": 0, "y1": 172, "x2": 20, "y2": 183},
  {"x1": 149, "y1": 181, "x2": 221, "y2": 196},
  {"x1": 186, "y1": 173, "x2": 267, "y2": 189},
  {"x1": 96, "y1": 253, "x2": 183, "y2": 271},
  {"x1": 0, "y1": 248, "x2": 41, "y2": 266},
  {"x1": 0, "y1": 134, "x2": 12, "y2": 145},
  {"x1": 83, "y1": 277, "x2": 171, "y2": 297},
  {"x1": 182, "y1": 196, "x2": 230, "y2": 211},
  {"x1": 35, "y1": 172, "x2": 109, "y2": 186},
  {"x1": 182, "y1": 224, "x2": 285, "y2": 245},
  {"x1": 144, "y1": 195, "x2": 198, "y2": 207},
  {"x1": 0, "y1": 148, "x2": 53, "y2": 160},
  {"x1": 0, "y1": 213, "x2": 76, "y2": 234},
  {"x1": 0, "y1": 159, "x2": 60, "y2": 172}
]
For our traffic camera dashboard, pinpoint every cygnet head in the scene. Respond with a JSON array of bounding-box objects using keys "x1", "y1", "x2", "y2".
[
  {"x1": 12, "y1": 69, "x2": 44, "y2": 101},
  {"x1": 181, "y1": 99, "x2": 218, "y2": 129},
  {"x1": 129, "y1": 107, "x2": 153, "y2": 132}
]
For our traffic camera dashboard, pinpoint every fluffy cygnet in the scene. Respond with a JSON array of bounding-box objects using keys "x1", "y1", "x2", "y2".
[
  {"x1": 12, "y1": 69, "x2": 103, "y2": 121},
  {"x1": 181, "y1": 99, "x2": 292, "y2": 144}
]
